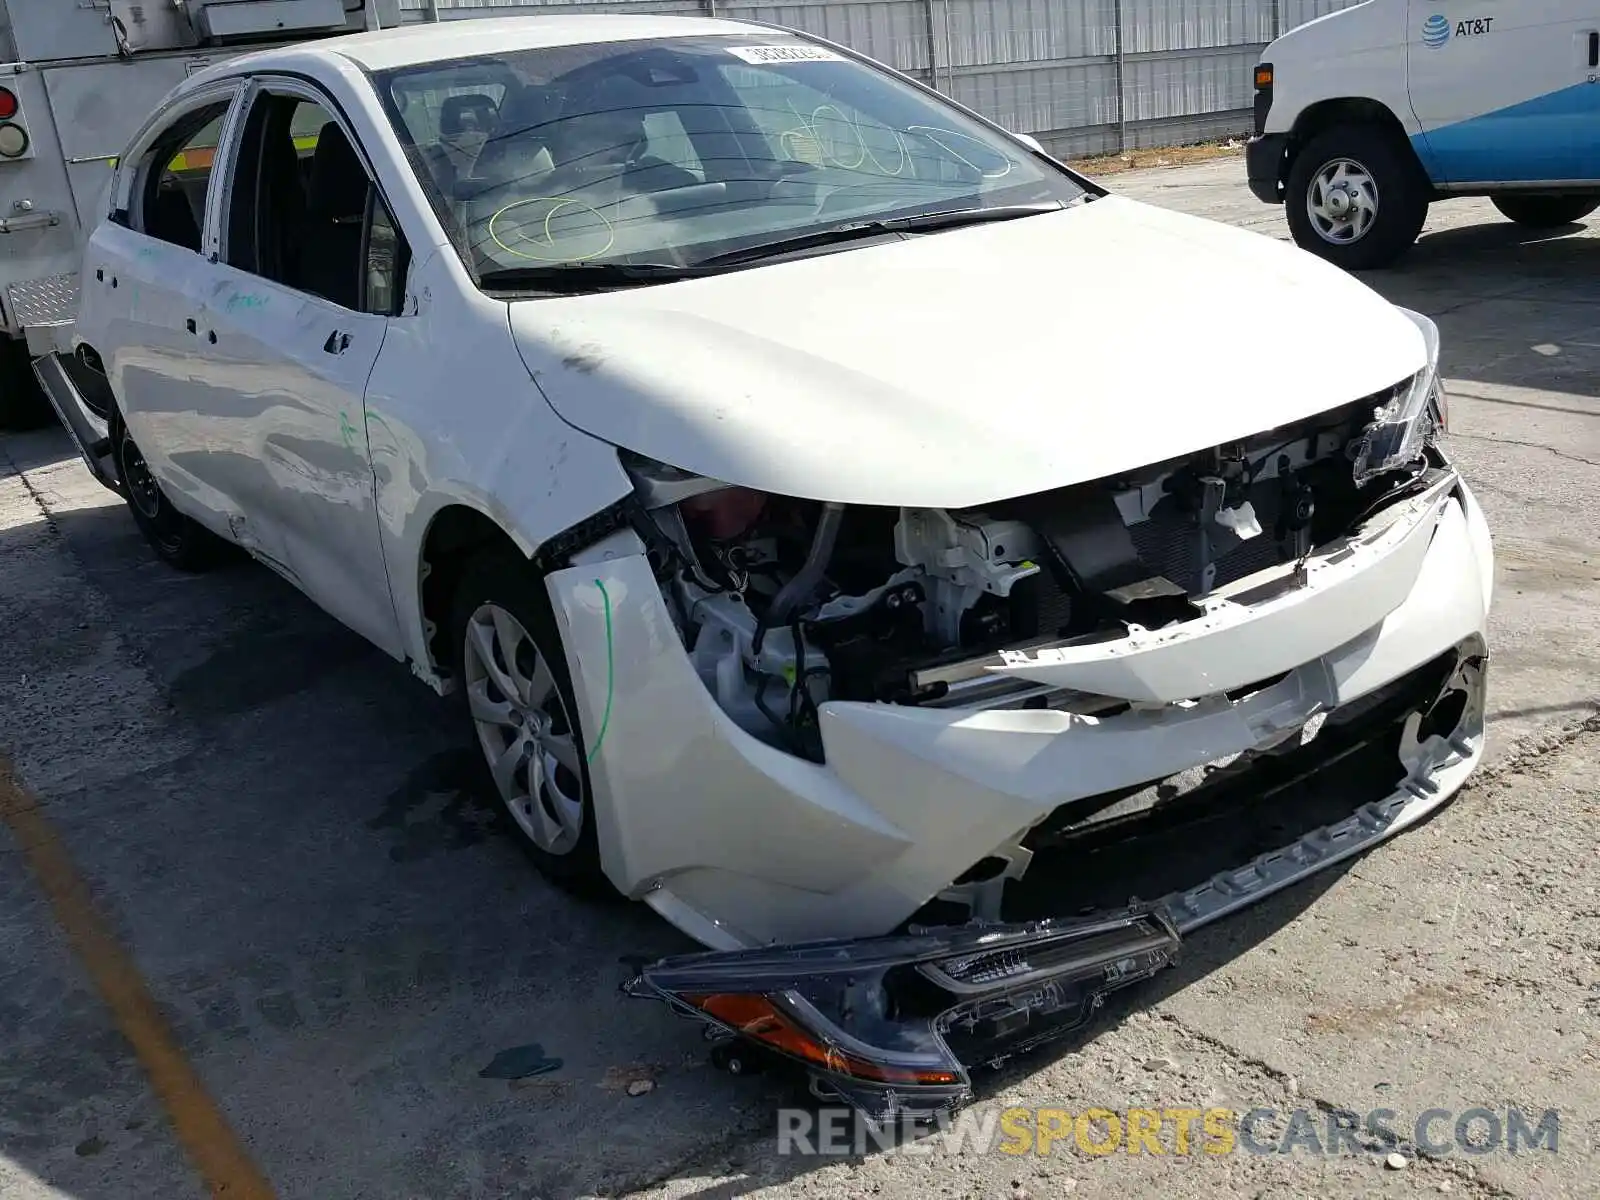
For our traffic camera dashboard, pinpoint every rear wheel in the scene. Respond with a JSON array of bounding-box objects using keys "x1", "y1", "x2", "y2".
[
  {"x1": 111, "y1": 417, "x2": 226, "y2": 571},
  {"x1": 1285, "y1": 124, "x2": 1429, "y2": 271},
  {"x1": 1490, "y1": 195, "x2": 1600, "y2": 229},
  {"x1": 448, "y1": 552, "x2": 610, "y2": 896}
]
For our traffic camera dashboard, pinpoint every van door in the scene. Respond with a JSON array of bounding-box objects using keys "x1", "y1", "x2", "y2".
[{"x1": 1407, "y1": 1, "x2": 1600, "y2": 184}]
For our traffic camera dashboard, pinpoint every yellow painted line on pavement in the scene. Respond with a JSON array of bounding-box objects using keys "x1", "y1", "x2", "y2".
[{"x1": 0, "y1": 755, "x2": 276, "y2": 1200}]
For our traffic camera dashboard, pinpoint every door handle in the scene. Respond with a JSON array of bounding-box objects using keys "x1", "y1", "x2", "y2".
[
  {"x1": 323, "y1": 330, "x2": 351, "y2": 355},
  {"x1": 1589, "y1": 31, "x2": 1598, "y2": 69}
]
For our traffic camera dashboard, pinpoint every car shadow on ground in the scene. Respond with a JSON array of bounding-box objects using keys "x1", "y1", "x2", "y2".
[
  {"x1": 1408, "y1": 216, "x2": 1600, "y2": 273},
  {"x1": 1348, "y1": 222, "x2": 1600, "y2": 401}
]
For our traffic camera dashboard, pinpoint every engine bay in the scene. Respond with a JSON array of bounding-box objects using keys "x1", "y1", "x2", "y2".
[{"x1": 625, "y1": 392, "x2": 1435, "y2": 759}]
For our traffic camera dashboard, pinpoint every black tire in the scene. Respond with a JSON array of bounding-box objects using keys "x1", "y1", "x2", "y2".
[
  {"x1": 447, "y1": 551, "x2": 612, "y2": 897},
  {"x1": 111, "y1": 416, "x2": 227, "y2": 571},
  {"x1": 1490, "y1": 195, "x2": 1600, "y2": 229},
  {"x1": 1285, "y1": 124, "x2": 1429, "y2": 271},
  {"x1": 0, "y1": 337, "x2": 54, "y2": 431}
]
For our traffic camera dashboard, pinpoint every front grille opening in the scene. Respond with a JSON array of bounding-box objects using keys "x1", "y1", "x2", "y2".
[
  {"x1": 1225, "y1": 671, "x2": 1292, "y2": 703},
  {"x1": 998, "y1": 648, "x2": 1463, "y2": 924},
  {"x1": 1418, "y1": 686, "x2": 1469, "y2": 745}
]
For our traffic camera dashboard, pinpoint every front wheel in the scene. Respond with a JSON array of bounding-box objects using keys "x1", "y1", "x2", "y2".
[
  {"x1": 1490, "y1": 195, "x2": 1600, "y2": 229},
  {"x1": 111, "y1": 418, "x2": 226, "y2": 571},
  {"x1": 1285, "y1": 125, "x2": 1429, "y2": 271},
  {"x1": 449, "y1": 552, "x2": 611, "y2": 896}
]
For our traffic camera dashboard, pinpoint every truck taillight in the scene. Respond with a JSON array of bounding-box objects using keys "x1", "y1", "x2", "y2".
[{"x1": 0, "y1": 84, "x2": 32, "y2": 160}]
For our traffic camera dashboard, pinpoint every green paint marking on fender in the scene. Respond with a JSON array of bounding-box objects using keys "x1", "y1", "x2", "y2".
[
  {"x1": 338, "y1": 410, "x2": 357, "y2": 450},
  {"x1": 585, "y1": 579, "x2": 615, "y2": 764}
]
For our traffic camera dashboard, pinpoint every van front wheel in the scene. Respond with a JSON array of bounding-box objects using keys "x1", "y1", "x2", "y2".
[
  {"x1": 1285, "y1": 125, "x2": 1428, "y2": 271},
  {"x1": 1490, "y1": 195, "x2": 1599, "y2": 229}
]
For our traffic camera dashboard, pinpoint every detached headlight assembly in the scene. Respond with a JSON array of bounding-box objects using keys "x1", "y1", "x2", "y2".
[
  {"x1": 1352, "y1": 307, "x2": 1448, "y2": 483},
  {"x1": 623, "y1": 909, "x2": 1180, "y2": 1123}
]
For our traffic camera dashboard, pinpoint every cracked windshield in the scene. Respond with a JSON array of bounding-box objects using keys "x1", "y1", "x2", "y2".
[{"x1": 377, "y1": 36, "x2": 1086, "y2": 282}]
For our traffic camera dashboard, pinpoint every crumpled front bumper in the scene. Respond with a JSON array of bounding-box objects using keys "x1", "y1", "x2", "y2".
[
  {"x1": 548, "y1": 471, "x2": 1494, "y2": 954},
  {"x1": 622, "y1": 633, "x2": 1486, "y2": 1121}
]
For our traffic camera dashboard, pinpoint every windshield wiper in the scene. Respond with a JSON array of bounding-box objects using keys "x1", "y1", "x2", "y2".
[
  {"x1": 693, "y1": 202, "x2": 1065, "y2": 268},
  {"x1": 477, "y1": 202, "x2": 1068, "y2": 289},
  {"x1": 477, "y1": 262, "x2": 715, "y2": 294}
]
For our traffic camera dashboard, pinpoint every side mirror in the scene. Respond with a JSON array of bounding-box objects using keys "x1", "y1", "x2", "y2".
[{"x1": 1013, "y1": 132, "x2": 1044, "y2": 154}]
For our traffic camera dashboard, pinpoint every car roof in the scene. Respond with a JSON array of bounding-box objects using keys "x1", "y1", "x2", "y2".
[{"x1": 244, "y1": 14, "x2": 775, "y2": 74}]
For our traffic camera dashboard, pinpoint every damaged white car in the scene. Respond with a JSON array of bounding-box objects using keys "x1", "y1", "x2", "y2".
[{"x1": 47, "y1": 14, "x2": 1492, "y2": 1119}]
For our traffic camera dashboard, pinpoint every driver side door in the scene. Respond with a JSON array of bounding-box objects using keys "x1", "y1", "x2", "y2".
[{"x1": 193, "y1": 78, "x2": 409, "y2": 656}]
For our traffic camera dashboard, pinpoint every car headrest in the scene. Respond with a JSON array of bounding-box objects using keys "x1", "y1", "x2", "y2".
[{"x1": 440, "y1": 93, "x2": 498, "y2": 138}]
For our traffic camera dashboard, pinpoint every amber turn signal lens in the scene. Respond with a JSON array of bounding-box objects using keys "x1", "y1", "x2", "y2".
[
  {"x1": 1254, "y1": 65, "x2": 1273, "y2": 89},
  {"x1": 688, "y1": 993, "x2": 960, "y2": 1086}
]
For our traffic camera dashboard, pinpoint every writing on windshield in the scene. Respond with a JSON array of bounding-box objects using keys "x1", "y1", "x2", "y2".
[{"x1": 378, "y1": 35, "x2": 1084, "y2": 281}]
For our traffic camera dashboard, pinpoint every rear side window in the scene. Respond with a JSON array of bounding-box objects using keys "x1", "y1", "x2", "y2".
[{"x1": 134, "y1": 104, "x2": 232, "y2": 253}]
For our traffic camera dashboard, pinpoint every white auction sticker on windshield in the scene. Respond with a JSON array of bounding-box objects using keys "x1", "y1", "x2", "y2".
[{"x1": 727, "y1": 44, "x2": 845, "y2": 64}]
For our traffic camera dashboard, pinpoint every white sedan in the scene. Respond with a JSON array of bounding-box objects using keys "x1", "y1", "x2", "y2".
[{"x1": 50, "y1": 13, "x2": 1492, "y2": 1118}]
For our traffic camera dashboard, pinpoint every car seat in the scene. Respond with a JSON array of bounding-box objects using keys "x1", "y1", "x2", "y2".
[
  {"x1": 424, "y1": 92, "x2": 499, "y2": 196},
  {"x1": 145, "y1": 177, "x2": 202, "y2": 251},
  {"x1": 294, "y1": 122, "x2": 371, "y2": 310}
]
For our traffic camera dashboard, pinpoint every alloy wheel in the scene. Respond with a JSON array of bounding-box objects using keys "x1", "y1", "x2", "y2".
[{"x1": 462, "y1": 602, "x2": 586, "y2": 856}]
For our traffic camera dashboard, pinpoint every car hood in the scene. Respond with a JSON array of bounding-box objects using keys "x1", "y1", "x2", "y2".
[{"x1": 509, "y1": 195, "x2": 1425, "y2": 508}]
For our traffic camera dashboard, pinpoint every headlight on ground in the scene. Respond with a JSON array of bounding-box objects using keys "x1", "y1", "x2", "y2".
[
  {"x1": 1352, "y1": 308, "x2": 1447, "y2": 482},
  {"x1": 624, "y1": 910, "x2": 1180, "y2": 1122}
]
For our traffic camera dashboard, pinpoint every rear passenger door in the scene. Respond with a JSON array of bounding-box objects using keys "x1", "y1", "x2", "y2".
[
  {"x1": 78, "y1": 83, "x2": 247, "y2": 531},
  {"x1": 196, "y1": 78, "x2": 409, "y2": 657}
]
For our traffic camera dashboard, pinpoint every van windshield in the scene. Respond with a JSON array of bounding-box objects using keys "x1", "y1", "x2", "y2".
[{"x1": 375, "y1": 35, "x2": 1086, "y2": 287}]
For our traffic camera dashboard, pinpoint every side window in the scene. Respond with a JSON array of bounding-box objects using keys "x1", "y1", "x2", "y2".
[
  {"x1": 640, "y1": 110, "x2": 705, "y2": 181},
  {"x1": 135, "y1": 103, "x2": 232, "y2": 252},
  {"x1": 363, "y1": 195, "x2": 402, "y2": 317},
  {"x1": 224, "y1": 92, "x2": 408, "y2": 314}
]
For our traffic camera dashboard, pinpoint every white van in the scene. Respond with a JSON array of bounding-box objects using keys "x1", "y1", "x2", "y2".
[{"x1": 1246, "y1": 1, "x2": 1600, "y2": 268}]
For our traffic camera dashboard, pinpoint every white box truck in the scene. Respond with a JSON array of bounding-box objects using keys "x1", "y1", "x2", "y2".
[
  {"x1": 1245, "y1": 1, "x2": 1600, "y2": 269},
  {"x1": 0, "y1": 0, "x2": 581, "y2": 427}
]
